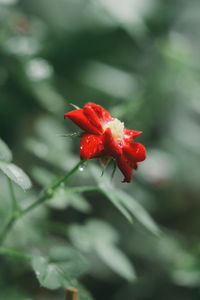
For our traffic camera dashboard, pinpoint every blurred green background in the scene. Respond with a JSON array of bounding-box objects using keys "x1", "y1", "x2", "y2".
[{"x1": 1, "y1": 0, "x2": 200, "y2": 299}]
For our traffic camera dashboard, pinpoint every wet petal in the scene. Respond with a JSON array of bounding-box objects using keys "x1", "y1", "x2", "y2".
[
  {"x1": 123, "y1": 128, "x2": 142, "y2": 140},
  {"x1": 116, "y1": 154, "x2": 133, "y2": 183},
  {"x1": 123, "y1": 142, "x2": 146, "y2": 164},
  {"x1": 85, "y1": 102, "x2": 112, "y2": 123},
  {"x1": 64, "y1": 109, "x2": 102, "y2": 134},
  {"x1": 80, "y1": 134, "x2": 105, "y2": 159},
  {"x1": 104, "y1": 128, "x2": 122, "y2": 158},
  {"x1": 83, "y1": 105, "x2": 103, "y2": 133}
]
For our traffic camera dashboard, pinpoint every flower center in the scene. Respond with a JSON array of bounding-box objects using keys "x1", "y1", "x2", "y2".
[{"x1": 103, "y1": 118, "x2": 124, "y2": 141}]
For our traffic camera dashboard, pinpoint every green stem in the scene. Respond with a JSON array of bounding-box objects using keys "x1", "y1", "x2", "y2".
[
  {"x1": 0, "y1": 160, "x2": 86, "y2": 245},
  {"x1": 0, "y1": 215, "x2": 17, "y2": 245},
  {"x1": 0, "y1": 179, "x2": 21, "y2": 245},
  {"x1": 0, "y1": 247, "x2": 31, "y2": 260},
  {"x1": 19, "y1": 193, "x2": 47, "y2": 217},
  {"x1": 51, "y1": 159, "x2": 86, "y2": 190},
  {"x1": 8, "y1": 178, "x2": 19, "y2": 213},
  {"x1": 65, "y1": 186, "x2": 99, "y2": 194},
  {"x1": 20, "y1": 159, "x2": 86, "y2": 217}
]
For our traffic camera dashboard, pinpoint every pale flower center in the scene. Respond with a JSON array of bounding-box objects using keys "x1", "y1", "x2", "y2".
[{"x1": 103, "y1": 118, "x2": 124, "y2": 141}]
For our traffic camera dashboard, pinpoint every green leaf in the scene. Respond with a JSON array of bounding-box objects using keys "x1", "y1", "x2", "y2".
[
  {"x1": 32, "y1": 82, "x2": 65, "y2": 114},
  {"x1": 89, "y1": 165, "x2": 133, "y2": 223},
  {"x1": 84, "y1": 220, "x2": 119, "y2": 244},
  {"x1": 68, "y1": 219, "x2": 119, "y2": 251},
  {"x1": 101, "y1": 188, "x2": 133, "y2": 223},
  {"x1": 0, "y1": 138, "x2": 12, "y2": 163},
  {"x1": 69, "y1": 219, "x2": 136, "y2": 281},
  {"x1": 89, "y1": 165, "x2": 159, "y2": 231},
  {"x1": 48, "y1": 189, "x2": 91, "y2": 213},
  {"x1": 0, "y1": 162, "x2": 32, "y2": 190},
  {"x1": 32, "y1": 256, "x2": 62, "y2": 290},
  {"x1": 35, "y1": 117, "x2": 66, "y2": 147},
  {"x1": 69, "y1": 193, "x2": 91, "y2": 213},
  {"x1": 95, "y1": 243, "x2": 136, "y2": 281},
  {"x1": 49, "y1": 245, "x2": 88, "y2": 278},
  {"x1": 31, "y1": 166, "x2": 55, "y2": 186},
  {"x1": 32, "y1": 246, "x2": 88, "y2": 290},
  {"x1": 115, "y1": 190, "x2": 160, "y2": 236},
  {"x1": 70, "y1": 103, "x2": 81, "y2": 110}
]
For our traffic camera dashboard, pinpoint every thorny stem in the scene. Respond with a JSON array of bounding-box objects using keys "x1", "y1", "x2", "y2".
[{"x1": 0, "y1": 160, "x2": 86, "y2": 246}]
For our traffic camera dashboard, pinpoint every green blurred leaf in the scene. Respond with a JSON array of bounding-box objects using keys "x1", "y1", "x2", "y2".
[
  {"x1": 101, "y1": 188, "x2": 133, "y2": 223},
  {"x1": 79, "y1": 61, "x2": 137, "y2": 98},
  {"x1": 95, "y1": 243, "x2": 136, "y2": 281},
  {"x1": 115, "y1": 190, "x2": 160, "y2": 236},
  {"x1": 69, "y1": 219, "x2": 118, "y2": 250},
  {"x1": 85, "y1": 219, "x2": 119, "y2": 244},
  {"x1": 31, "y1": 166, "x2": 55, "y2": 186},
  {"x1": 69, "y1": 193, "x2": 91, "y2": 213},
  {"x1": 89, "y1": 165, "x2": 159, "y2": 232},
  {"x1": 89, "y1": 165, "x2": 133, "y2": 223},
  {"x1": 32, "y1": 246, "x2": 88, "y2": 290},
  {"x1": 32, "y1": 256, "x2": 61, "y2": 290},
  {"x1": 49, "y1": 245, "x2": 88, "y2": 278},
  {"x1": 0, "y1": 162, "x2": 32, "y2": 190},
  {"x1": 0, "y1": 138, "x2": 12, "y2": 163},
  {"x1": 69, "y1": 219, "x2": 135, "y2": 280},
  {"x1": 32, "y1": 82, "x2": 65, "y2": 114},
  {"x1": 48, "y1": 188, "x2": 91, "y2": 213}
]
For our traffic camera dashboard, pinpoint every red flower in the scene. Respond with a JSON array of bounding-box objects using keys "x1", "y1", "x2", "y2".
[{"x1": 64, "y1": 102, "x2": 146, "y2": 182}]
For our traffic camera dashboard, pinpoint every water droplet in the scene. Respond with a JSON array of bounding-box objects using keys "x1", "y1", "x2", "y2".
[{"x1": 79, "y1": 166, "x2": 84, "y2": 172}]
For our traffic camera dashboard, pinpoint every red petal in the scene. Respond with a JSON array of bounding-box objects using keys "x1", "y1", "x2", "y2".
[
  {"x1": 123, "y1": 142, "x2": 146, "y2": 164},
  {"x1": 116, "y1": 154, "x2": 133, "y2": 183},
  {"x1": 64, "y1": 109, "x2": 102, "y2": 134},
  {"x1": 104, "y1": 128, "x2": 122, "y2": 158},
  {"x1": 80, "y1": 134, "x2": 105, "y2": 159},
  {"x1": 85, "y1": 102, "x2": 112, "y2": 123},
  {"x1": 83, "y1": 105, "x2": 103, "y2": 133},
  {"x1": 123, "y1": 128, "x2": 142, "y2": 140}
]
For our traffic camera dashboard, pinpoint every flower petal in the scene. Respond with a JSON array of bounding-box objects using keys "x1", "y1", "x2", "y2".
[
  {"x1": 123, "y1": 142, "x2": 146, "y2": 165},
  {"x1": 83, "y1": 104, "x2": 103, "y2": 133},
  {"x1": 123, "y1": 128, "x2": 142, "y2": 140},
  {"x1": 85, "y1": 102, "x2": 112, "y2": 123},
  {"x1": 104, "y1": 128, "x2": 122, "y2": 158},
  {"x1": 80, "y1": 134, "x2": 105, "y2": 159},
  {"x1": 64, "y1": 109, "x2": 102, "y2": 134},
  {"x1": 116, "y1": 154, "x2": 133, "y2": 183}
]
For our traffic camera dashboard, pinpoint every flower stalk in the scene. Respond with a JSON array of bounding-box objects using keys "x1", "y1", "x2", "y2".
[
  {"x1": 7, "y1": 178, "x2": 20, "y2": 214},
  {"x1": 0, "y1": 160, "x2": 86, "y2": 245}
]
